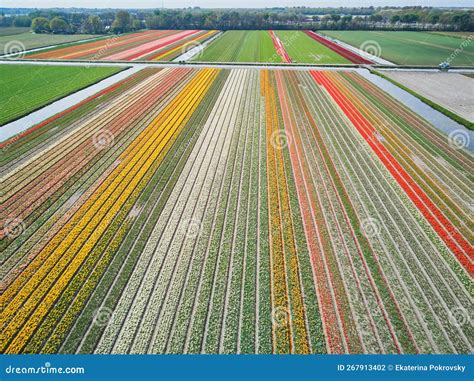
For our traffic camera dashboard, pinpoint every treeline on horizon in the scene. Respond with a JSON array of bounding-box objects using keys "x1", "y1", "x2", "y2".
[{"x1": 0, "y1": 6, "x2": 473, "y2": 34}]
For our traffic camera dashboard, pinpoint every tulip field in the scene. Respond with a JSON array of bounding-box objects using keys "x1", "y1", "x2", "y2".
[
  {"x1": 1, "y1": 67, "x2": 472, "y2": 355},
  {"x1": 26, "y1": 30, "x2": 218, "y2": 61}
]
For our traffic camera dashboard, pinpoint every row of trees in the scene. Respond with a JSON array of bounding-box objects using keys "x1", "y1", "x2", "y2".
[
  {"x1": 145, "y1": 8, "x2": 473, "y2": 31},
  {"x1": 0, "y1": 7, "x2": 472, "y2": 33},
  {"x1": 0, "y1": 10, "x2": 141, "y2": 34},
  {"x1": 377, "y1": 7, "x2": 473, "y2": 31}
]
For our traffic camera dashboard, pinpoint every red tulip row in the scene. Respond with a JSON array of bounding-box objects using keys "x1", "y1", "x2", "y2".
[
  {"x1": 269, "y1": 30, "x2": 292, "y2": 63},
  {"x1": 304, "y1": 31, "x2": 373, "y2": 64},
  {"x1": 312, "y1": 70, "x2": 473, "y2": 276}
]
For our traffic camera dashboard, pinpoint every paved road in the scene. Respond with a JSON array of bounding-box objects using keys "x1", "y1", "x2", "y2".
[
  {"x1": 0, "y1": 58, "x2": 361, "y2": 71},
  {"x1": 2, "y1": 58, "x2": 473, "y2": 72}
]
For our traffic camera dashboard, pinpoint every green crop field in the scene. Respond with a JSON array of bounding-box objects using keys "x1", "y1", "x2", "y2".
[
  {"x1": 194, "y1": 30, "x2": 281, "y2": 62},
  {"x1": 276, "y1": 30, "x2": 350, "y2": 64},
  {"x1": 0, "y1": 64, "x2": 123, "y2": 125},
  {"x1": 0, "y1": 27, "x2": 31, "y2": 37},
  {"x1": 0, "y1": 32, "x2": 100, "y2": 53},
  {"x1": 320, "y1": 30, "x2": 474, "y2": 66}
]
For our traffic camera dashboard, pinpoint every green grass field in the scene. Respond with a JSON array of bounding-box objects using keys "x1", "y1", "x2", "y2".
[
  {"x1": 276, "y1": 30, "x2": 350, "y2": 64},
  {"x1": 0, "y1": 64, "x2": 123, "y2": 126},
  {"x1": 194, "y1": 30, "x2": 281, "y2": 62},
  {"x1": 321, "y1": 31, "x2": 474, "y2": 66},
  {"x1": 0, "y1": 32, "x2": 100, "y2": 54},
  {"x1": 0, "y1": 27, "x2": 31, "y2": 37}
]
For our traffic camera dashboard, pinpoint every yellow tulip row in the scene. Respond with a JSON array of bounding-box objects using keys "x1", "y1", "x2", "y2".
[
  {"x1": 269, "y1": 75, "x2": 310, "y2": 355},
  {"x1": 0, "y1": 68, "x2": 219, "y2": 353},
  {"x1": 262, "y1": 70, "x2": 291, "y2": 354},
  {"x1": 262, "y1": 70, "x2": 310, "y2": 354}
]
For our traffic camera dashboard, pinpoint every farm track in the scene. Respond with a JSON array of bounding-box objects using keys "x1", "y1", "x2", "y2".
[{"x1": 1, "y1": 67, "x2": 472, "y2": 354}]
